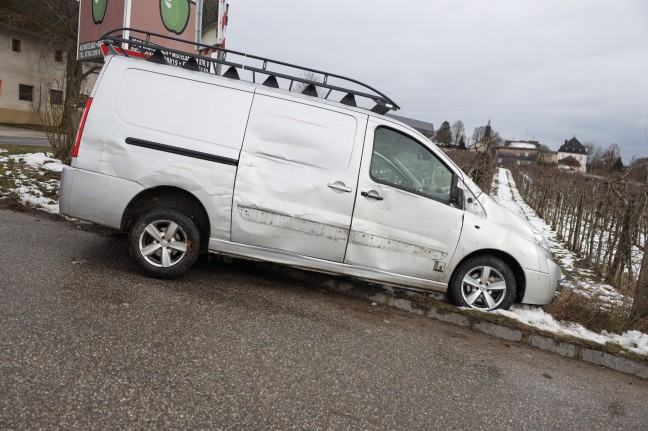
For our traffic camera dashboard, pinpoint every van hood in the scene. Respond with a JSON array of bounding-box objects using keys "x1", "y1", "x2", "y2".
[{"x1": 479, "y1": 193, "x2": 535, "y2": 241}]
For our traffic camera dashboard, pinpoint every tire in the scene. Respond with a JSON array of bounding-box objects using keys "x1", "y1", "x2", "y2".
[
  {"x1": 448, "y1": 255, "x2": 516, "y2": 310},
  {"x1": 129, "y1": 208, "x2": 201, "y2": 278}
]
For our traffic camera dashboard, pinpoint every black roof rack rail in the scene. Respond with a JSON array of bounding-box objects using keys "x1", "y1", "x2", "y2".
[{"x1": 101, "y1": 28, "x2": 400, "y2": 113}]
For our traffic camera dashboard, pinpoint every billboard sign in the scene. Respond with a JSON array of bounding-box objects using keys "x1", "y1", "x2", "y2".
[
  {"x1": 78, "y1": 0, "x2": 127, "y2": 60},
  {"x1": 129, "y1": 0, "x2": 198, "y2": 49},
  {"x1": 78, "y1": 0, "x2": 202, "y2": 61}
]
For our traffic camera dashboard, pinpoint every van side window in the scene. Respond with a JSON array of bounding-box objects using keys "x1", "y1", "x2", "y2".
[{"x1": 370, "y1": 127, "x2": 453, "y2": 203}]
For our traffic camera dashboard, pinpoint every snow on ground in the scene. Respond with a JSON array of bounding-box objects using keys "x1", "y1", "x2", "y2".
[
  {"x1": 492, "y1": 168, "x2": 629, "y2": 307},
  {"x1": 8, "y1": 153, "x2": 64, "y2": 172},
  {"x1": 0, "y1": 152, "x2": 63, "y2": 214},
  {"x1": 2, "y1": 155, "x2": 647, "y2": 356},
  {"x1": 14, "y1": 183, "x2": 60, "y2": 214},
  {"x1": 492, "y1": 168, "x2": 578, "y2": 272},
  {"x1": 490, "y1": 305, "x2": 648, "y2": 355},
  {"x1": 490, "y1": 168, "x2": 646, "y2": 356}
]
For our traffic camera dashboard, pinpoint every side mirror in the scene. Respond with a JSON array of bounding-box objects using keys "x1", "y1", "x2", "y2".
[
  {"x1": 450, "y1": 189, "x2": 463, "y2": 209},
  {"x1": 450, "y1": 177, "x2": 464, "y2": 209}
]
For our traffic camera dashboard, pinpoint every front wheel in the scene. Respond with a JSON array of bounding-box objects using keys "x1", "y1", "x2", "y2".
[
  {"x1": 448, "y1": 255, "x2": 516, "y2": 310},
  {"x1": 129, "y1": 208, "x2": 201, "y2": 278}
]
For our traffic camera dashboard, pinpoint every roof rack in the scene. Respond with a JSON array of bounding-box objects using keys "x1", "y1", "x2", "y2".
[{"x1": 101, "y1": 28, "x2": 400, "y2": 114}]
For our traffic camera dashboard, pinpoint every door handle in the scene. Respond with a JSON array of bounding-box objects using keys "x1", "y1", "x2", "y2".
[
  {"x1": 327, "y1": 182, "x2": 353, "y2": 193},
  {"x1": 361, "y1": 191, "x2": 384, "y2": 201}
]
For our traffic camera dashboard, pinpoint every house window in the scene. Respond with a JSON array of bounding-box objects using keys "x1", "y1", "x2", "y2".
[
  {"x1": 12, "y1": 38, "x2": 22, "y2": 52},
  {"x1": 516, "y1": 150, "x2": 520, "y2": 156},
  {"x1": 524, "y1": 151, "x2": 529, "y2": 157},
  {"x1": 50, "y1": 89, "x2": 63, "y2": 105},
  {"x1": 19, "y1": 84, "x2": 34, "y2": 102},
  {"x1": 54, "y1": 50, "x2": 63, "y2": 62}
]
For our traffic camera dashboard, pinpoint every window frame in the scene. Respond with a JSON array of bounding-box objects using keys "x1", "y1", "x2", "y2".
[
  {"x1": 369, "y1": 125, "x2": 459, "y2": 206},
  {"x1": 18, "y1": 84, "x2": 34, "y2": 102},
  {"x1": 50, "y1": 88, "x2": 63, "y2": 105},
  {"x1": 11, "y1": 38, "x2": 22, "y2": 53},
  {"x1": 54, "y1": 49, "x2": 63, "y2": 62}
]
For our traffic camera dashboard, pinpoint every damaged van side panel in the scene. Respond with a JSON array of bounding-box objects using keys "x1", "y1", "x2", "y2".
[
  {"x1": 231, "y1": 92, "x2": 368, "y2": 262},
  {"x1": 344, "y1": 120, "x2": 464, "y2": 282}
]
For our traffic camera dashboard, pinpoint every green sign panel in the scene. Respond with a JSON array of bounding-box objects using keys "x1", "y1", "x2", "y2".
[{"x1": 160, "y1": 0, "x2": 191, "y2": 34}]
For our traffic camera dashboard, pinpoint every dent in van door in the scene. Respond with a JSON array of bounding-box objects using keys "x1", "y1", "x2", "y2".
[
  {"x1": 344, "y1": 124, "x2": 464, "y2": 282},
  {"x1": 231, "y1": 93, "x2": 368, "y2": 262}
]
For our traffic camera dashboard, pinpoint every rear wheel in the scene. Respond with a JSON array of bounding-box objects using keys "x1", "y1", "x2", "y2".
[
  {"x1": 448, "y1": 255, "x2": 516, "y2": 310},
  {"x1": 129, "y1": 208, "x2": 200, "y2": 278}
]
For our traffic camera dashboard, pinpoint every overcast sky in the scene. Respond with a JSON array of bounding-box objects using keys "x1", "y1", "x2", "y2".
[{"x1": 225, "y1": 0, "x2": 648, "y2": 162}]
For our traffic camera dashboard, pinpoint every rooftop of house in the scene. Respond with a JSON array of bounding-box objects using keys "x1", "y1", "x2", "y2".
[
  {"x1": 386, "y1": 114, "x2": 434, "y2": 137},
  {"x1": 557, "y1": 155, "x2": 582, "y2": 167},
  {"x1": 509, "y1": 142, "x2": 539, "y2": 149},
  {"x1": 558, "y1": 136, "x2": 587, "y2": 155}
]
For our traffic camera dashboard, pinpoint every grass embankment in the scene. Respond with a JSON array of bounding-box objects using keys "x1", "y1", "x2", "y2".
[{"x1": 0, "y1": 144, "x2": 59, "y2": 210}]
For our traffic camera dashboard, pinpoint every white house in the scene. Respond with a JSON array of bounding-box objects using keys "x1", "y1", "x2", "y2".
[
  {"x1": 557, "y1": 136, "x2": 588, "y2": 174},
  {"x1": 0, "y1": 25, "x2": 95, "y2": 126},
  {"x1": 0, "y1": 25, "x2": 67, "y2": 124}
]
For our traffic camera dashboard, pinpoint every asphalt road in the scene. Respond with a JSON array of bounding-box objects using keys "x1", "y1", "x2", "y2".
[
  {"x1": 1, "y1": 208, "x2": 648, "y2": 430},
  {"x1": 0, "y1": 125, "x2": 50, "y2": 147},
  {"x1": 0, "y1": 136, "x2": 49, "y2": 147}
]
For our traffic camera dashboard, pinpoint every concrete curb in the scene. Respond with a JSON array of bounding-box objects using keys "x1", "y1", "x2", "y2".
[{"x1": 271, "y1": 265, "x2": 648, "y2": 380}]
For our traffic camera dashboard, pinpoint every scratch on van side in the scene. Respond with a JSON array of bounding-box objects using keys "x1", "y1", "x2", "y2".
[
  {"x1": 237, "y1": 206, "x2": 348, "y2": 241},
  {"x1": 349, "y1": 231, "x2": 447, "y2": 260}
]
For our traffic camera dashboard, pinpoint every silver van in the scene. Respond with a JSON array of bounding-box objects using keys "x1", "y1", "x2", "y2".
[{"x1": 60, "y1": 29, "x2": 561, "y2": 310}]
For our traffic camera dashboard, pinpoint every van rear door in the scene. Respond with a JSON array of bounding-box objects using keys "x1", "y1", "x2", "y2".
[{"x1": 231, "y1": 93, "x2": 367, "y2": 262}]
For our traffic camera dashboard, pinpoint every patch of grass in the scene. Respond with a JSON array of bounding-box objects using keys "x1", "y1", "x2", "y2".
[
  {"x1": 1, "y1": 147, "x2": 61, "y2": 210},
  {"x1": 0, "y1": 157, "x2": 18, "y2": 194},
  {"x1": 0, "y1": 144, "x2": 51, "y2": 156},
  {"x1": 544, "y1": 287, "x2": 648, "y2": 334}
]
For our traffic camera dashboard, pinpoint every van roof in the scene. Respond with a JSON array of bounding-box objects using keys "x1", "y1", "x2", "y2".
[{"x1": 101, "y1": 28, "x2": 400, "y2": 115}]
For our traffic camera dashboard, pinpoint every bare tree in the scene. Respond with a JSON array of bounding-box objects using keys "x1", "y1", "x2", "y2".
[
  {"x1": 0, "y1": 0, "x2": 100, "y2": 162},
  {"x1": 450, "y1": 120, "x2": 465, "y2": 147},
  {"x1": 633, "y1": 241, "x2": 648, "y2": 322},
  {"x1": 630, "y1": 119, "x2": 648, "y2": 322},
  {"x1": 32, "y1": 71, "x2": 69, "y2": 160},
  {"x1": 584, "y1": 142, "x2": 597, "y2": 166},
  {"x1": 471, "y1": 125, "x2": 503, "y2": 147},
  {"x1": 601, "y1": 143, "x2": 622, "y2": 173},
  {"x1": 538, "y1": 143, "x2": 552, "y2": 152},
  {"x1": 627, "y1": 157, "x2": 648, "y2": 184}
]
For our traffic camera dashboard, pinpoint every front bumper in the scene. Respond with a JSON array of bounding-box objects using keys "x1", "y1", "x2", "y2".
[{"x1": 521, "y1": 258, "x2": 561, "y2": 305}]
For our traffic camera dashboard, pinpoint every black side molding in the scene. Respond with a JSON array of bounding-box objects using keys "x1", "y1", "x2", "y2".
[{"x1": 125, "y1": 137, "x2": 238, "y2": 166}]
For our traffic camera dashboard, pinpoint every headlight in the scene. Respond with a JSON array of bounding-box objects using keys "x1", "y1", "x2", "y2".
[{"x1": 533, "y1": 230, "x2": 550, "y2": 252}]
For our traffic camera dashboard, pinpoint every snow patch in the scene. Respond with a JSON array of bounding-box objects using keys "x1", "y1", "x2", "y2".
[
  {"x1": 9, "y1": 153, "x2": 63, "y2": 172},
  {"x1": 490, "y1": 168, "x2": 645, "y2": 356}
]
